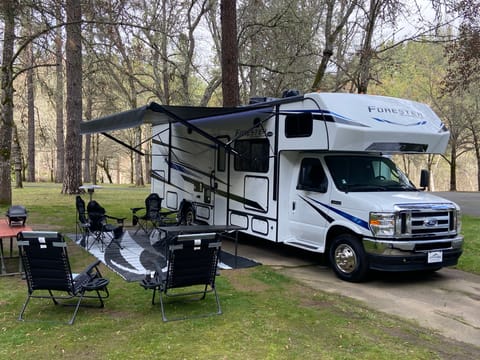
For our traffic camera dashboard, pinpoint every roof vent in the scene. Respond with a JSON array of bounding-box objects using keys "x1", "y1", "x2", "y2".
[{"x1": 282, "y1": 89, "x2": 300, "y2": 98}]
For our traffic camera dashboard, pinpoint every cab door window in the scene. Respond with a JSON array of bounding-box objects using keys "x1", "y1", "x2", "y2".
[{"x1": 297, "y1": 158, "x2": 327, "y2": 193}]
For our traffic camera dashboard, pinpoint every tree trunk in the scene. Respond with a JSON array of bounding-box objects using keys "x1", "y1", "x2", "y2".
[
  {"x1": 83, "y1": 95, "x2": 92, "y2": 183},
  {"x1": 311, "y1": 0, "x2": 357, "y2": 91},
  {"x1": 0, "y1": 0, "x2": 15, "y2": 205},
  {"x1": 55, "y1": 4, "x2": 65, "y2": 183},
  {"x1": 161, "y1": 0, "x2": 169, "y2": 104},
  {"x1": 134, "y1": 127, "x2": 144, "y2": 186},
  {"x1": 145, "y1": 140, "x2": 151, "y2": 185},
  {"x1": 62, "y1": 0, "x2": 83, "y2": 194},
  {"x1": 449, "y1": 146, "x2": 457, "y2": 191},
  {"x1": 356, "y1": 0, "x2": 380, "y2": 94},
  {"x1": 92, "y1": 134, "x2": 98, "y2": 184},
  {"x1": 27, "y1": 38, "x2": 35, "y2": 182},
  {"x1": 12, "y1": 125, "x2": 23, "y2": 189},
  {"x1": 221, "y1": 0, "x2": 240, "y2": 107}
]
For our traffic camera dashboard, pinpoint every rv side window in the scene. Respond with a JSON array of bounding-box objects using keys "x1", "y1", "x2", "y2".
[
  {"x1": 234, "y1": 139, "x2": 269, "y2": 173},
  {"x1": 297, "y1": 158, "x2": 327, "y2": 193},
  {"x1": 217, "y1": 136, "x2": 229, "y2": 172},
  {"x1": 285, "y1": 113, "x2": 313, "y2": 138},
  {"x1": 217, "y1": 146, "x2": 226, "y2": 172}
]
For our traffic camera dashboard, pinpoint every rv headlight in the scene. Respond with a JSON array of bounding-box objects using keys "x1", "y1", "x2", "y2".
[
  {"x1": 455, "y1": 209, "x2": 462, "y2": 233},
  {"x1": 369, "y1": 212, "x2": 396, "y2": 237}
]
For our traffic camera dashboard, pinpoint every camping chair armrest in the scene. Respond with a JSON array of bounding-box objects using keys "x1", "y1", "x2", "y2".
[
  {"x1": 73, "y1": 260, "x2": 105, "y2": 290},
  {"x1": 130, "y1": 207, "x2": 145, "y2": 214},
  {"x1": 140, "y1": 264, "x2": 166, "y2": 289},
  {"x1": 105, "y1": 215, "x2": 126, "y2": 224},
  {"x1": 82, "y1": 277, "x2": 110, "y2": 291},
  {"x1": 83, "y1": 260, "x2": 103, "y2": 277}
]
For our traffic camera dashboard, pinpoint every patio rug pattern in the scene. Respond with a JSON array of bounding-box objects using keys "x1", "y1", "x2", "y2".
[{"x1": 71, "y1": 230, "x2": 259, "y2": 282}]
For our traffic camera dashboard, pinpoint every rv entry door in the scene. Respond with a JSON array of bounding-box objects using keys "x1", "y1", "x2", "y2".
[{"x1": 288, "y1": 157, "x2": 329, "y2": 248}]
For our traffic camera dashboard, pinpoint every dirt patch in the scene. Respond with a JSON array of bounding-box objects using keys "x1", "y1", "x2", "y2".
[{"x1": 381, "y1": 324, "x2": 480, "y2": 360}]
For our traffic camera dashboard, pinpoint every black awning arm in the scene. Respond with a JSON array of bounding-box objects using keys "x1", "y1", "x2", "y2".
[
  {"x1": 101, "y1": 132, "x2": 145, "y2": 156},
  {"x1": 158, "y1": 106, "x2": 238, "y2": 155}
]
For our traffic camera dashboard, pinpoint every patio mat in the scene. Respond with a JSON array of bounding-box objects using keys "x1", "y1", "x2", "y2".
[{"x1": 70, "y1": 230, "x2": 259, "y2": 282}]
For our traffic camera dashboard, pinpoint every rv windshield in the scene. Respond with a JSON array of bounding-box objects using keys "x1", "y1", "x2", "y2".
[{"x1": 325, "y1": 155, "x2": 416, "y2": 192}]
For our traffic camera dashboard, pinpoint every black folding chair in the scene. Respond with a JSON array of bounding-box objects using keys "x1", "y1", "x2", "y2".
[
  {"x1": 17, "y1": 231, "x2": 110, "y2": 325},
  {"x1": 141, "y1": 232, "x2": 222, "y2": 322},
  {"x1": 87, "y1": 200, "x2": 125, "y2": 252},
  {"x1": 131, "y1": 193, "x2": 177, "y2": 235},
  {"x1": 75, "y1": 196, "x2": 91, "y2": 247}
]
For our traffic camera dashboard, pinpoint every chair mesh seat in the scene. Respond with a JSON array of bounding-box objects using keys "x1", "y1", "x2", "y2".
[{"x1": 17, "y1": 231, "x2": 110, "y2": 325}]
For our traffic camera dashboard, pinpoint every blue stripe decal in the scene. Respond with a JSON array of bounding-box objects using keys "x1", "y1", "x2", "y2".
[
  {"x1": 299, "y1": 196, "x2": 334, "y2": 223},
  {"x1": 372, "y1": 117, "x2": 427, "y2": 127},
  {"x1": 280, "y1": 109, "x2": 431, "y2": 129},
  {"x1": 280, "y1": 109, "x2": 352, "y2": 122},
  {"x1": 306, "y1": 196, "x2": 370, "y2": 230},
  {"x1": 169, "y1": 160, "x2": 196, "y2": 177}
]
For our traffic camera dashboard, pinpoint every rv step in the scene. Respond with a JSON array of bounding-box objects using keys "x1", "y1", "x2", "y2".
[{"x1": 284, "y1": 241, "x2": 322, "y2": 253}]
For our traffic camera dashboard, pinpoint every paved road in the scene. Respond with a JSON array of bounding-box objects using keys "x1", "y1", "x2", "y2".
[
  {"x1": 434, "y1": 191, "x2": 480, "y2": 217},
  {"x1": 222, "y1": 192, "x2": 480, "y2": 348}
]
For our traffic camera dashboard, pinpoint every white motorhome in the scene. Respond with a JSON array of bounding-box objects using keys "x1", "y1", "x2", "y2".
[{"x1": 81, "y1": 92, "x2": 464, "y2": 282}]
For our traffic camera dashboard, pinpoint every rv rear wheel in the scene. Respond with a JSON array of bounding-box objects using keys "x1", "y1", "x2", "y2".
[
  {"x1": 180, "y1": 206, "x2": 194, "y2": 225},
  {"x1": 329, "y1": 234, "x2": 369, "y2": 282}
]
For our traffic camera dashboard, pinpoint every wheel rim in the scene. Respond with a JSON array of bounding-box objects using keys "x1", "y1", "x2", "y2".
[
  {"x1": 185, "y1": 210, "x2": 194, "y2": 225},
  {"x1": 334, "y1": 244, "x2": 357, "y2": 274}
]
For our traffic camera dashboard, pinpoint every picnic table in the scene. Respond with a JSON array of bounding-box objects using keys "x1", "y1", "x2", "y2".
[{"x1": 0, "y1": 218, "x2": 32, "y2": 276}]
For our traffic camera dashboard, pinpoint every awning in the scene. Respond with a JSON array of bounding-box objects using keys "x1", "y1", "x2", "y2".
[
  {"x1": 79, "y1": 97, "x2": 303, "y2": 155},
  {"x1": 79, "y1": 97, "x2": 303, "y2": 135}
]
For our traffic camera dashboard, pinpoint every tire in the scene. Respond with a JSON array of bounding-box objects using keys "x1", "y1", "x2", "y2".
[
  {"x1": 329, "y1": 234, "x2": 369, "y2": 282},
  {"x1": 180, "y1": 206, "x2": 194, "y2": 225}
]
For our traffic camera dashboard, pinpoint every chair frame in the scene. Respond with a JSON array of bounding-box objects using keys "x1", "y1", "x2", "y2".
[
  {"x1": 131, "y1": 193, "x2": 177, "y2": 235},
  {"x1": 17, "y1": 231, "x2": 110, "y2": 325},
  {"x1": 141, "y1": 232, "x2": 222, "y2": 322},
  {"x1": 87, "y1": 200, "x2": 125, "y2": 252},
  {"x1": 75, "y1": 196, "x2": 91, "y2": 247}
]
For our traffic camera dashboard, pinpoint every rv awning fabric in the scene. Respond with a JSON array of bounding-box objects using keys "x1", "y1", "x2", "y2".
[{"x1": 79, "y1": 101, "x2": 293, "y2": 135}]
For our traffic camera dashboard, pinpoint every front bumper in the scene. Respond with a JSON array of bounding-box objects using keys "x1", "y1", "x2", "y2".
[{"x1": 362, "y1": 235, "x2": 464, "y2": 272}]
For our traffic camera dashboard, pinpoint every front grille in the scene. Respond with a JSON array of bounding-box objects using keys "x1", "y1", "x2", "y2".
[{"x1": 395, "y1": 203, "x2": 457, "y2": 238}]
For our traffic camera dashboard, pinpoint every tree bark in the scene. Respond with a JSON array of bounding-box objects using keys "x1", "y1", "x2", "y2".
[
  {"x1": 55, "y1": 4, "x2": 65, "y2": 183},
  {"x1": 12, "y1": 125, "x2": 23, "y2": 188},
  {"x1": 0, "y1": 0, "x2": 15, "y2": 205},
  {"x1": 26, "y1": 36, "x2": 35, "y2": 182},
  {"x1": 221, "y1": 0, "x2": 240, "y2": 107},
  {"x1": 356, "y1": 0, "x2": 381, "y2": 94},
  {"x1": 62, "y1": 0, "x2": 83, "y2": 194},
  {"x1": 449, "y1": 146, "x2": 457, "y2": 191},
  {"x1": 83, "y1": 95, "x2": 92, "y2": 183},
  {"x1": 311, "y1": 0, "x2": 357, "y2": 91}
]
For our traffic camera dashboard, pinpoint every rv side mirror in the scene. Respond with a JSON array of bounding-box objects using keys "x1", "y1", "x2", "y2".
[{"x1": 420, "y1": 169, "x2": 429, "y2": 189}]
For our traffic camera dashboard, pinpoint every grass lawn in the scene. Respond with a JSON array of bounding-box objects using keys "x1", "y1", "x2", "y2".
[{"x1": 0, "y1": 183, "x2": 478, "y2": 359}]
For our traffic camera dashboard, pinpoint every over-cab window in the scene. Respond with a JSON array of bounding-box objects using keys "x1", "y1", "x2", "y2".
[
  {"x1": 285, "y1": 113, "x2": 313, "y2": 138},
  {"x1": 297, "y1": 158, "x2": 327, "y2": 193},
  {"x1": 234, "y1": 139, "x2": 269, "y2": 173}
]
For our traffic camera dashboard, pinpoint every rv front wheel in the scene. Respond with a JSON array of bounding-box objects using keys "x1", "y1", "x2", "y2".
[{"x1": 329, "y1": 234, "x2": 369, "y2": 282}]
